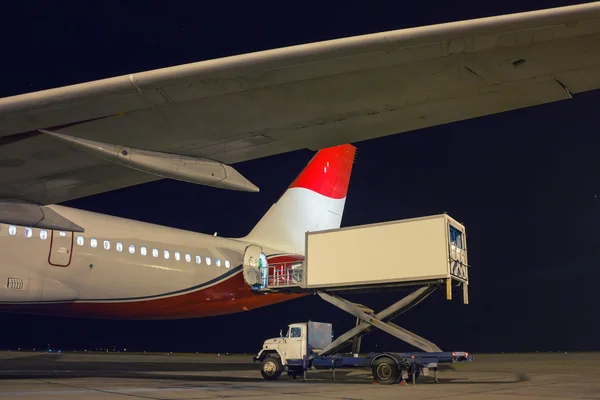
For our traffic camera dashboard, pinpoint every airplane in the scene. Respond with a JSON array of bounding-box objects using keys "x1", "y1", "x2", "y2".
[
  {"x1": 0, "y1": 143, "x2": 355, "y2": 319},
  {"x1": 0, "y1": 2, "x2": 599, "y2": 318}
]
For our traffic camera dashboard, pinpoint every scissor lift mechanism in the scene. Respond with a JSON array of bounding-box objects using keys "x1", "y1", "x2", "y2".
[{"x1": 317, "y1": 285, "x2": 442, "y2": 356}]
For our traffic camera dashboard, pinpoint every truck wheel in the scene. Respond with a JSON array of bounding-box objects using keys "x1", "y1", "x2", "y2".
[
  {"x1": 261, "y1": 357, "x2": 283, "y2": 380},
  {"x1": 372, "y1": 357, "x2": 400, "y2": 385}
]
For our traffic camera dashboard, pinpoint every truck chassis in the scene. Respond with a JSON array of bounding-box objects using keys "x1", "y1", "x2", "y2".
[{"x1": 257, "y1": 350, "x2": 471, "y2": 385}]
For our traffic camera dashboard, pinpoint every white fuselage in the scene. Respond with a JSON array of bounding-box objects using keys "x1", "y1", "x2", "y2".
[{"x1": 0, "y1": 205, "x2": 301, "y2": 319}]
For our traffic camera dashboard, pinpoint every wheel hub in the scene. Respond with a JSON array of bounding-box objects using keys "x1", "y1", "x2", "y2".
[
  {"x1": 264, "y1": 361, "x2": 277, "y2": 375},
  {"x1": 377, "y1": 363, "x2": 392, "y2": 380}
]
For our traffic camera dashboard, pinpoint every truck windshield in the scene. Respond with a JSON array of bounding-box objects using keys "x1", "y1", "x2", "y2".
[{"x1": 284, "y1": 327, "x2": 301, "y2": 338}]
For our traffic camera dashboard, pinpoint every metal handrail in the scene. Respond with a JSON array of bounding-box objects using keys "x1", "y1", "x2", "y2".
[{"x1": 266, "y1": 262, "x2": 304, "y2": 288}]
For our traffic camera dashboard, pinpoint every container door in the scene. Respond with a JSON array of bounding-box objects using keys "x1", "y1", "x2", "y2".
[
  {"x1": 48, "y1": 231, "x2": 73, "y2": 267},
  {"x1": 285, "y1": 325, "x2": 304, "y2": 360},
  {"x1": 448, "y1": 225, "x2": 468, "y2": 280}
]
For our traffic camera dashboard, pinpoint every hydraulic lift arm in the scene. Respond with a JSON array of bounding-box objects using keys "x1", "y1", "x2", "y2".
[{"x1": 317, "y1": 285, "x2": 441, "y2": 356}]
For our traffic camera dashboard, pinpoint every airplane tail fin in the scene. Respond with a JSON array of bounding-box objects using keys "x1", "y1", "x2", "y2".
[{"x1": 244, "y1": 144, "x2": 356, "y2": 255}]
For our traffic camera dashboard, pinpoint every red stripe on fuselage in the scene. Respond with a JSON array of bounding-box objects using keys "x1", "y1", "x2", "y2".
[{"x1": 289, "y1": 144, "x2": 356, "y2": 199}]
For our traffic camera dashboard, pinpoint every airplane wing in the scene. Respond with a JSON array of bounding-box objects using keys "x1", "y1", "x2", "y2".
[{"x1": 1, "y1": 2, "x2": 600, "y2": 205}]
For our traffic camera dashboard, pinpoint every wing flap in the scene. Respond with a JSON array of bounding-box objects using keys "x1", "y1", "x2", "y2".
[
  {"x1": 0, "y1": 163, "x2": 156, "y2": 205},
  {"x1": 555, "y1": 64, "x2": 600, "y2": 94}
]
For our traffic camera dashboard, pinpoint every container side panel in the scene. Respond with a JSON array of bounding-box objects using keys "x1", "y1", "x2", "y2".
[
  {"x1": 307, "y1": 322, "x2": 333, "y2": 350},
  {"x1": 306, "y1": 216, "x2": 448, "y2": 288}
]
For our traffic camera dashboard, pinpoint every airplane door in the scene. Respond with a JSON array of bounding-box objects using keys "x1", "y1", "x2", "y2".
[
  {"x1": 243, "y1": 245, "x2": 267, "y2": 287},
  {"x1": 48, "y1": 231, "x2": 74, "y2": 267}
]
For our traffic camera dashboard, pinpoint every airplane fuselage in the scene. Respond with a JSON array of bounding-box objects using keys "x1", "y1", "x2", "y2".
[
  {"x1": 0, "y1": 143, "x2": 356, "y2": 320},
  {"x1": 0, "y1": 205, "x2": 300, "y2": 319}
]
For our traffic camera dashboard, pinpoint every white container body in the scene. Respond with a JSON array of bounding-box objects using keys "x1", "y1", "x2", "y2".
[{"x1": 303, "y1": 214, "x2": 467, "y2": 289}]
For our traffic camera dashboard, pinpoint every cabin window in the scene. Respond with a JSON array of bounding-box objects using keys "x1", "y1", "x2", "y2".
[
  {"x1": 140, "y1": 246, "x2": 147, "y2": 256},
  {"x1": 8, "y1": 225, "x2": 16, "y2": 236},
  {"x1": 195, "y1": 255, "x2": 201, "y2": 264},
  {"x1": 290, "y1": 327, "x2": 302, "y2": 338},
  {"x1": 24, "y1": 228, "x2": 33, "y2": 238},
  {"x1": 104, "y1": 240, "x2": 111, "y2": 250},
  {"x1": 164, "y1": 250, "x2": 170, "y2": 260},
  {"x1": 40, "y1": 230, "x2": 48, "y2": 240},
  {"x1": 76, "y1": 236, "x2": 84, "y2": 246},
  {"x1": 174, "y1": 252, "x2": 181, "y2": 261},
  {"x1": 185, "y1": 253, "x2": 191, "y2": 263},
  {"x1": 216, "y1": 258, "x2": 221, "y2": 267},
  {"x1": 206, "y1": 257, "x2": 212, "y2": 266},
  {"x1": 225, "y1": 260, "x2": 230, "y2": 269},
  {"x1": 59, "y1": 231, "x2": 66, "y2": 237},
  {"x1": 91, "y1": 238, "x2": 98, "y2": 248},
  {"x1": 152, "y1": 248, "x2": 158, "y2": 258},
  {"x1": 129, "y1": 245, "x2": 135, "y2": 254},
  {"x1": 116, "y1": 242, "x2": 122, "y2": 252}
]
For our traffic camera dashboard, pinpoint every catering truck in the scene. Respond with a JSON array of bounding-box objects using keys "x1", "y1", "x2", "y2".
[
  {"x1": 254, "y1": 321, "x2": 471, "y2": 385},
  {"x1": 248, "y1": 213, "x2": 472, "y2": 384}
]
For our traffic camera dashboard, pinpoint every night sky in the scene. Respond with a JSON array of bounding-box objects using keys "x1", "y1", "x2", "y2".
[{"x1": 1, "y1": 0, "x2": 599, "y2": 354}]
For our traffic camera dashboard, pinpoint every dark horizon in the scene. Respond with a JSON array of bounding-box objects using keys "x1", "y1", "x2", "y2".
[{"x1": 1, "y1": 0, "x2": 599, "y2": 355}]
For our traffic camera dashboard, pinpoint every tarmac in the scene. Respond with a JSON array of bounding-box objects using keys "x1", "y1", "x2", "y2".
[{"x1": 0, "y1": 351, "x2": 599, "y2": 399}]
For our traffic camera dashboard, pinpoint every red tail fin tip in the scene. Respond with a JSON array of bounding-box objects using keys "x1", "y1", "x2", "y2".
[{"x1": 289, "y1": 144, "x2": 356, "y2": 199}]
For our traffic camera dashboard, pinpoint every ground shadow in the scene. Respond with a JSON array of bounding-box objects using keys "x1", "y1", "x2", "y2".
[
  {"x1": 0, "y1": 369, "x2": 531, "y2": 386},
  {"x1": 0, "y1": 354, "x2": 530, "y2": 386},
  {"x1": 424, "y1": 373, "x2": 530, "y2": 385}
]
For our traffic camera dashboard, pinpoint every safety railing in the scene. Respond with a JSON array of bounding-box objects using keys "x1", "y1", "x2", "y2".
[
  {"x1": 449, "y1": 243, "x2": 468, "y2": 281},
  {"x1": 265, "y1": 262, "x2": 304, "y2": 288}
]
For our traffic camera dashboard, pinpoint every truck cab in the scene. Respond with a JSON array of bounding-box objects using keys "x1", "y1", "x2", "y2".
[
  {"x1": 260, "y1": 323, "x2": 307, "y2": 362},
  {"x1": 254, "y1": 321, "x2": 332, "y2": 380}
]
